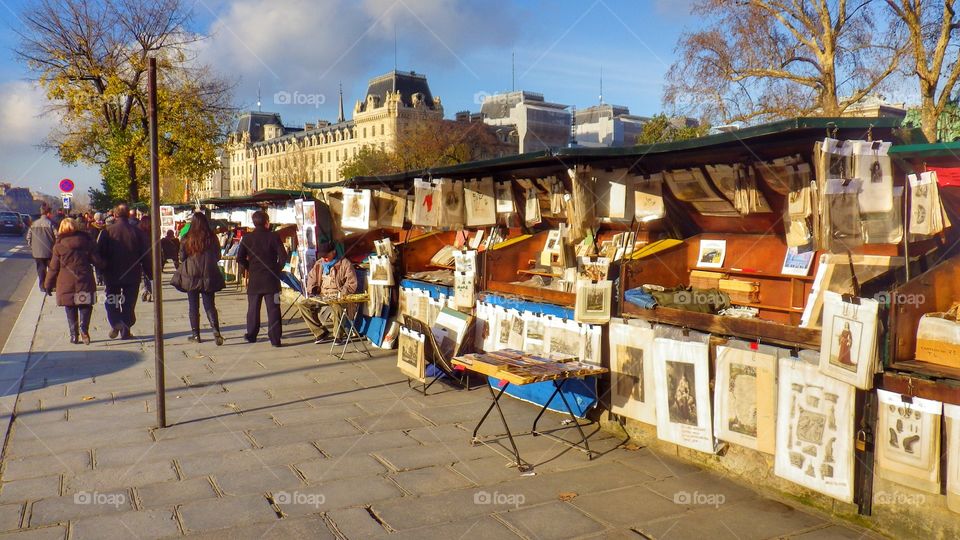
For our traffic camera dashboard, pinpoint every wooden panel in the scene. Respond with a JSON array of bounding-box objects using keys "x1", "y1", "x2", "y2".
[
  {"x1": 883, "y1": 370, "x2": 960, "y2": 406},
  {"x1": 485, "y1": 281, "x2": 576, "y2": 308},
  {"x1": 890, "y1": 253, "x2": 960, "y2": 365},
  {"x1": 400, "y1": 231, "x2": 457, "y2": 275},
  {"x1": 485, "y1": 230, "x2": 551, "y2": 284},
  {"x1": 621, "y1": 302, "x2": 821, "y2": 349}
]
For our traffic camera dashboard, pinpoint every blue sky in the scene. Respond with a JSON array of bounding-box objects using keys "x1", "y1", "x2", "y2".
[{"x1": 0, "y1": 0, "x2": 695, "y2": 195}]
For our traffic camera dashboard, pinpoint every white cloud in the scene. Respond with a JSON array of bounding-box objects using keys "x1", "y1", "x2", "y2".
[{"x1": 0, "y1": 80, "x2": 58, "y2": 146}]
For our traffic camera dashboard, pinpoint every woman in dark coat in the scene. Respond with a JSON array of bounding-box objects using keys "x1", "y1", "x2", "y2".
[
  {"x1": 173, "y1": 212, "x2": 226, "y2": 345},
  {"x1": 44, "y1": 218, "x2": 103, "y2": 344}
]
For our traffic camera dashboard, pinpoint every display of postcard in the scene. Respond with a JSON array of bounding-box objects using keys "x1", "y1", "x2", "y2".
[
  {"x1": 368, "y1": 255, "x2": 393, "y2": 286},
  {"x1": 664, "y1": 168, "x2": 724, "y2": 202},
  {"x1": 696, "y1": 239, "x2": 727, "y2": 268},
  {"x1": 341, "y1": 188, "x2": 372, "y2": 230},
  {"x1": 653, "y1": 335, "x2": 715, "y2": 453},
  {"x1": 635, "y1": 173, "x2": 665, "y2": 222},
  {"x1": 574, "y1": 279, "x2": 612, "y2": 324},
  {"x1": 818, "y1": 291, "x2": 879, "y2": 390},
  {"x1": 495, "y1": 181, "x2": 515, "y2": 214},
  {"x1": 852, "y1": 140, "x2": 894, "y2": 213},
  {"x1": 608, "y1": 319, "x2": 657, "y2": 425},
  {"x1": 579, "y1": 323, "x2": 602, "y2": 365},
  {"x1": 781, "y1": 246, "x2": 815, "y2": 276},
  {"x1": 453, "y1": 271, "x2": 475, "y2": 309},
  {"x1": 376, "y1": 189, "x2": 407, "y2": 228},
  {"x1": 577, "y1": 257, "x2": 610, "y2": 281},
  {"x1": 876, "y1": 389, "x2": 941, "y2": 494},
  {"x1": 453, "y1": 250, "x2": 477, "y2": 274},
  {"x1": 522, "y1": 311, "x2": 546, "y2": 355},
  {"x1": 464, "y1": 177, "x2": 497, "y2": 227},
  {"x1": 909, "y1": 171, "x2": 949, "y2": 236},
  {"x1": 397, "y1": 327, "x2": 426, "y2": 383},
  {"x1": 413, "y1": 178, "x2": 439, "y2": 227},
  {"x1": 775, "y1": 354, "x2": 855, "y2": 503},
  {"x1": 438, "y1": 179, "x2": 465, "y2": 230},
  {"x1": 943, "y1": 404, "x2": 960, "y2": 513},
  {"x1": 713, "y1": 342, "x2": 780, "y2": 454},
  {"x1": 374, "y1": 238, "x2": 395, "y2": 260}
]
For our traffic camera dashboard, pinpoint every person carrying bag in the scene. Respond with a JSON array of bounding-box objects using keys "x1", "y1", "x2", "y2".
[{"x1": 172, "y1": 212, "x2": 226, "y2": 345}]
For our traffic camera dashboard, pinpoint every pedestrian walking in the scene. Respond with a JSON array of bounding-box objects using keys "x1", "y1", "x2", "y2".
[
  {"x1": 160, "y1": 229, "x2": 181, "y2": 270},
  {"x1": 236, "y1": 210, "x2": 287, "y2": 347},
  {"x1": 138, "y1": 217, "x2": 154, "y2": 302},
  {"x1": 44, "y1": 218, "x2": 103, "y2": 345},
  {"x1": 97, "y1": 203, "x2": 149, "y2": 339},
  {"x1": 171, "y1": 213, "x2": 226, "y2": 345},
  {"x1": 25, "y1": 204, "x2": 56, "y2": 294}
]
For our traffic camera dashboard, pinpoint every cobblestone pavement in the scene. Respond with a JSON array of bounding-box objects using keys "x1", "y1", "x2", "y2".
[{"x1": 0, "y1": 279, "x2": 884, "y2": 539}]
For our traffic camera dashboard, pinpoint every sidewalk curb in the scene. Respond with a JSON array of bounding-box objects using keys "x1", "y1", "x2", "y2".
[{"x1": 0, "y1": 285, "x2": 45, "y2": 458}]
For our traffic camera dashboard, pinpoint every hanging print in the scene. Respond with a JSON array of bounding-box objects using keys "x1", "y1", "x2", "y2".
[
  {"x1": 713, "y1": 342, "x2": 780, "y2": 454},
  {"x1": 653, "y1": 334, "x2": 714, "y2": 453},
  {"x1": 608, "y1": 319, "x2": 656, "y2": 425},
  {"x1": 413, "y1": 178, "x2": 439, "y2": 227},
  {"x1": 876, "y1": 389, "x2": 941, "y2": 494},
  {"x1": 464, "y1": 177, "x2": 497, "y2": 226},
  {"x1": 341, "y1": 188, "x2": 372, "y2": 230},
  {"x1": 397, "y1": 327, "x2": 426, "y2": 383},
  {"x1": 818, "y1": 291, "x2": 879, "y2": 390}
]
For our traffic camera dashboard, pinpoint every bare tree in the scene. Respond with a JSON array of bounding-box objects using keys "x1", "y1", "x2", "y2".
[
  {"x1": 887, "y1": 0, "x2": 960, "y2": 142},
  {"x1": 665, "y1": 0, "x2": 904, "y2": 124}
]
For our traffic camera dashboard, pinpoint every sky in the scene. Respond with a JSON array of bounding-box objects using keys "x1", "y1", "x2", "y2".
[{"x1": 0, "y1": 0, "x2": 696, "y2": 195}]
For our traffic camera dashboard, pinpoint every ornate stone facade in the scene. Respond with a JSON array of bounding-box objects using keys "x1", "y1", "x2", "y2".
[{"x1": 200, "y1": 71, "x2": 443, "y2": 199}]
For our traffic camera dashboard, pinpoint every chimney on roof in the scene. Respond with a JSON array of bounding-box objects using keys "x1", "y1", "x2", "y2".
[{"x1": 304, "y1": 122, "x2": 315, "y2": 130}]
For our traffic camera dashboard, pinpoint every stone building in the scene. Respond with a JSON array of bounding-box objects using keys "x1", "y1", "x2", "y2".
[
  {"x1": 573, "y1": 104, "x2": 648, "y2": 147},
  {"x1": 479, "y1": 91, "x2": 571, "y2": 153},
  {"x1": 203, "y1": 70, "x2": 444, "y2": 199}
]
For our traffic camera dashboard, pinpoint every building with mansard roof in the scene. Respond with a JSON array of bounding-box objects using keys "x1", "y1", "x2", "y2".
[{"x1": 199, "y1": 70, "x2": 444, "y2": 199}]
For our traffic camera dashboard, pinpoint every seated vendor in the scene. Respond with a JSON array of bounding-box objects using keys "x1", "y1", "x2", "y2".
[{"x1": 297, "y1": 242, "x2": 359, "y2": 343}]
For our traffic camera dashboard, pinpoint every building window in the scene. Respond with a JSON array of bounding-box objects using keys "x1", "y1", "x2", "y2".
[
  {"x1": 363, "y1": 127, "x2": 366, "y2": 138},
  {"x1": 380, "y1": 123, "x2": 384, "y2": 135}
]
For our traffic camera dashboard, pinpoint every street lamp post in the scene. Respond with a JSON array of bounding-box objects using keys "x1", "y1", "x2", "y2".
[{"x1": 147, "y1": 57, "x2": 167, "y2": 428}]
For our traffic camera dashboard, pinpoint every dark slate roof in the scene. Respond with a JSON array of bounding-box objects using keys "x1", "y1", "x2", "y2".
[
  {"x1": 250, "y1": 120, "x2": 356, "y2": 148},
  {"x1": 235, "y1": 112, "x2": 284, "y2": 142},
  {"x1": 358, "y1": 70, "x2": 436, "y2": 111}
]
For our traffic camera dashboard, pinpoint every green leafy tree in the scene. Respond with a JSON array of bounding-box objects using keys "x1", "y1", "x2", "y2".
[{"x1": 636, "y1": 114, "x2": 710, "y2": 145}]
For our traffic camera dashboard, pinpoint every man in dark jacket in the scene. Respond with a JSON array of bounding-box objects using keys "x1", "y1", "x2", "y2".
[
  {"x1": 160, "y1": 229, "x2": 181, "y2": 270},
  {"x1": 236, "y1": 210, "x2": 287, "y2": 347},
  {"x1": 26, "y1": 204, "x2": 56, "y2": 293},
  {"x1": 97, "y1": 204, "x2": 149, "y2": 339}
]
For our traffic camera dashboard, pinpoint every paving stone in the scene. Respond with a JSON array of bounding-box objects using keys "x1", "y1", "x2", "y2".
[
  {"x1": 404, "y1": 423, "x2": 469, "y2": 445},
  {"x1": 496, "y1": 501, "x2": 606, "y2": 540},
  {"x1": 0, "y1": 525, "x2": 67, "y2": 540},
  {"x1": 28, "y1": 489, "x2": 133, "y2": 527},
  {"x1": 315, "y1": 431, "x2": 419, "y2": 457},
  {"x1": 275, "y1": 477, "x2": 401, "y2": 516},
  {"x1": 613, "y1": 447, "x2": 703, "y2": 480},
  {"x1": 390, "y1": 465, "x2": 475, "y2": 495},
  {"x1": 373, "y1": 441, "x2": 492, "y2": 471},
  {"x1": 151, "y1": 415, "x2": 277, "y2": 441},
  {"x1": 93, "y1": 432, "x2": 253, "y2": 468},
  {"x1": 70, "y1": 508, "x2": 180, "y2": 540},
  {"x1": 179, "y1": 514, "x2": 336, "y2": 539},
  {"x1": 2, "y1": 451, "x2": 92, "y2": 481},
  {"x1": 135, "y1": 477, "x2": 218, "y2": 509},
  {"x1": 388, "y1": 515, "x2": 522, "y2": 540},
  {"x1": 568, "y1": 484, "x2": 686, "y2": 527},
  {"x1": 325, "y1": 507, "x2": 390, "y2": 538},
  {"x1": 451, "y1": 455, "x2": 528, "y2": 485},
  {"x1": 643, "y1": 471, "x2": 760, "y2": 507},
  {"x1": 689, "y1": 497, "x2": 826, "y2": 539},
  {"x1": 248, "y1": 420, "x2": 360, "y2": 447},
  {"x1": 371, "y1": 484, "x2": 548, "y2": 531},
  {"x1": 8, "y1": 428, "x2": 153, "y2": 459},
  {"x1": 348, "y1": 411, "x2": 433, "y2": 433},
  {"x1": 0, "y1": 477, "x2": 60, "y2": 504},
  {"x1": 294, "y1": 455, "x2": 387, "y2": 483},
  {"x1": 64, "y1": 461, "x2": 178, "y2": 494},
  {"x1": 0, "y1": 504, "x2": 22, "y2": 532},
  {"x1": 214, "y1": 465, "x2": 303, "y2": 496},
  {"x1": 789, "y1": 524, "x2": 887, "y2": 539},
  {"x1": 177, "y1": 494, "x2": 278, "y2": 533},
  {"x1": 270, "y1": 403, "x2": 365, "y2": 426}
]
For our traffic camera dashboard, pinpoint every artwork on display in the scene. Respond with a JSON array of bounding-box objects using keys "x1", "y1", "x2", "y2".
[
  {"x1": 781, "y1": 246, "x2": 816, "y2": 276},
  {"x1": 577, "y1": 257, "x2": 610, "y2": 281},
  {"x1": 823, "y1": 178, "x2": 864, "y2": 252},
  {"x1": 852, "y1": 140, "x2": 893, "y2": 214},
  {"x1": 757, "y1": 155, "x2": 809, "y2": 195},
  {"x1": 574, "y1": 279, "x2": 612, "y2": 324},
  {"x1": 522, "y1": 312, "x2": 546, "y2": 355},
  {"x1": 453, "y1": 250, "x2": 477, "y2": 274},
  {"x1": 453, "y1": 271, "x2": 475, "y2": 309},
  {"x1": 818, "y1": 291, "x2": 879, "y2": 390},
  {"x1": 341, "y1": 188, "x2": 372, "y2": 230},
  {"x1": 875, "y1": 389, "x2": 941, "y2": 494},
  {"x1": 159, "y1": 205, "x2": 176, "y2": 236},
  {"x1": 696, "y1": 239, "x2": 727, "y2": 269},
  {"x1": 608, "y1": 319, "x2": 657, "y2": 425},
  {"x1": 432, "y1": 307, "x2": 472, "y2": 359},
  {"x1": 368, "y1": 255, "x2": 394, "y2": 286},
  {"x1": 775, "y1": 354, "x2": 855, "y2": 503},
  {"x1": 293, "y1": 200, "x2": 317, "y2": 284},
  {"x1": 494, "y1": 307, "x2": 513, "y2": 350},
  {"x1": 464, "y1": 177, "x2": 497, "y2": 226},
  {"x1": 713, "y1": 343, "x2": 780, "y2": 454},
  {"x1": 438, "y1": 179, "x2": 465, "y2": 229},
  {"x1": 495, "y1": 181, "x2": 515, "y2": 214},
  {"x1": 653, "y1": 335, "x2": 714, "y2": 453},
  {"x1": 908, "y1": 171, "x2": 949, "y2": 236},
  {"x1": 664, "y1": 168, "x2": 724, "y2": 202},
  {"x1": 413, "y1": 178, "x2": 439, "y2": 227},
  {"x1": 544, "y1": 316, "x2": 580, "y2": 357},
  {"x1": 634, "y1": 173, "x2": 665, "y2": 222},
  {"x1": 397, "y1": 327, "x2": 426, "y2": 383},
  {"x1": 579, "y1": 323, "x2": 602, "y2": 365},
  {"x1": 508, "y1": 310, "x2": 526, "y2": 350},
  {"x1": 692, "y1": 200, "x2": 740, "y2": 217},
  {"x1": 524, "y1": 187, "x2": 542, "y2": 226},
  {"x1": 540, "y1": 229, "x2": 565, "y2": 267},
  {"x1": 944, "y1": 404, "x2": 960, "y2": 513},
  {"x1": 376, "y1": 189, "x2": 407, "y2": 228}
]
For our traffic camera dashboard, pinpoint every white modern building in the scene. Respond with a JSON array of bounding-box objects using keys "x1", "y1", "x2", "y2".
[
  {"x1": 573, "y1": 104, "x2": 649, "y2": 147},
  {"x1": 479, "y1": 91, "x2": 571, "y2": 153}
]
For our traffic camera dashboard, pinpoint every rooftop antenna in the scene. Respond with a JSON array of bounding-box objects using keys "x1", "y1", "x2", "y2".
[
  {"x1": 599, "y1": 65, "x2": 603, "y2": 104},
  {"x1": 257, "y1": 81, "x2": 262, "y2": 112},
  {"x1": 394, "y1": 25, "x2": 398, "y2": 72},
  {"x1": 512, "y1": 51, "x2": 515, "y2": 92},
  {"x1": 337, "y1": 82, "x2": 345, "y2": 123}
]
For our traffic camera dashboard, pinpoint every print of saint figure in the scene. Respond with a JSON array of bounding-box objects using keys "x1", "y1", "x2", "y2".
[{"x1": 837, "y1": 322, "x2": 854, "y2": 366}]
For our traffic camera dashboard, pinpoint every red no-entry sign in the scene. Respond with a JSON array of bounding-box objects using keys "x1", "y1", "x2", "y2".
[{"x1": 59, "y1": 178, "x2": 75, "y2": 193}]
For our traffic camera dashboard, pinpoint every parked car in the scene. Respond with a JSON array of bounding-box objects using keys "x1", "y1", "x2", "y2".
[
  {"x1": 0, "y1": 212, "x2": 24, "y2": 235},
  {"x1": 19, "y1": 214, "x2": 31, "y2": 228}
]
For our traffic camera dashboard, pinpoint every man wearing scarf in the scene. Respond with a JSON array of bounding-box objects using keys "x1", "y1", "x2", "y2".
[{"x1": 297, "y1": 242, "x2": 358, "y2": 344}]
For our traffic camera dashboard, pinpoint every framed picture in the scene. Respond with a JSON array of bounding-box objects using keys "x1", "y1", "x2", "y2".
[
  {"x1": 574, "y1": 279, "x2": 612, "y2": 324},
  {"x1": 876, "y1": 389, "x2": 941, "y2": 494},
  {"x1": 818, "y1": 291, "x2": 879, "y2": 389},
  {"x1": 653, "y1": 336, "x2": 714, "y2": 453},
  {"x1": 609, "y1": 319, "x2": 656, "y2": 425},
  {"x1": 341, "y1": 188, "x2": 372, "y2": 230},
  {"x1": 775, "y1": 354, "x2": 855, "y2": 503},
  {"x1": 713, "y1": 343, "x2": 780, "y2": 454},
  {"x1": 781, "y1": 246, "x2": 815, "y2": 276},
  {"x1": 696, "y1": 239, "x2": 727, "y2": 269},
  {"x1": 397, "y1": 327, "x2": 426, "y2": 383}
]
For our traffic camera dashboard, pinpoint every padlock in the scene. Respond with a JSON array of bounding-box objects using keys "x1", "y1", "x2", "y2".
[{"x1": 855, "y1": 429, "x2": 870, "y2": 452}]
